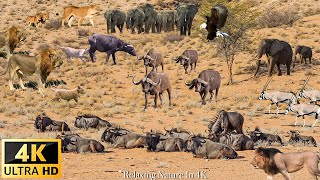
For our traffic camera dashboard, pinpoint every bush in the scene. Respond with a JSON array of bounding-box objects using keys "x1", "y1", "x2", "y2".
[
  {"x1": 259, "y1": 7, "x2": 299, "y2": 28},
  {"x1": 78, "y1": 29, "x2": 89, "y2": 37},
  {"x1": 164, "y1": 33, "x2": 184, "y2": 43},
  {"x1": 45, "y1": 19, "x2": 62, "y2": 30}
]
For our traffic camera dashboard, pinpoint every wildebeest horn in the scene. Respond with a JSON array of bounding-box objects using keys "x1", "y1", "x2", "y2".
[
  {"x1": 199, "y1": 139, "x2": 206, "y2": 143},
  {"x1": 132, "y1": 75, "x2": 142, "y2": 85}
]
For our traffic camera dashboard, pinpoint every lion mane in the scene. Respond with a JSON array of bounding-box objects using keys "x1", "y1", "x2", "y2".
[
  {"x1": 8, "y1": 26, "x2": 24, "y2": 53},
  {"x1": 38, "y1": 49, "x2": 60, "y2": 82},
  {"x1": 255, "y1": 147, "x2": 282, "y2": 175}
]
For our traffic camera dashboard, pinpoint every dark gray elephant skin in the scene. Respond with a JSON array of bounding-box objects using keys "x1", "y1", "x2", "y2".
[
  {"x1": 162, "y1": 10, "x2": 176, "y2": 32},
  {"x1": 126, "y1": 8, "x2": 145, "y2": 34},
  {"x1": 104, "y1": 9, "x2": 126, "y2": 33},
  {"x1": 88, "y1": 34, "x2": 136, "y2": 64},
  {"x1": 156, "y1": 11, "x2": 164, "y2": 33},
  {"x1": 254, "y1": 39, "x2": 293, "y2": 77},
  {"x1": 176, "y1": 3, "x2": 198, "y2": 36},
  {"x1": 139, "y1": 3, "x2": 157, "y2": 33},
  {"x1": 293, "y1": 45, "x2": 312, "y2": 68}
]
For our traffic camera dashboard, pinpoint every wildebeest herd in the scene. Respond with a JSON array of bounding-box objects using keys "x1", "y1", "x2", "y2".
[{"x1": 1, "y1": 1, "x2": 320, "y2": 179}]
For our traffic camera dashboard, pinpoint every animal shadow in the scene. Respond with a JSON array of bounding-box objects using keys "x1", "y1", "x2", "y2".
[{"x1": 13, "y1": 80, "x2": 67, "y2": 90}]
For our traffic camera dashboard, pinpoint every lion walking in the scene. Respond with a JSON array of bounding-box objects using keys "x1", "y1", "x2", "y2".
[{"x1": 61, "y1": 5, "x2": 98, "y2": 27}]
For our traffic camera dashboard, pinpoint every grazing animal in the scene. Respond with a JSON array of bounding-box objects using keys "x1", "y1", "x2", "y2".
[
  {"x1": 26, "y1": 12, "x2": 49, "y2": 27},
  {"x1": 0, "y1": 26, "x2": 26, "y2": 59},
  {"x1": 58, "y1": 134, "x2": 104, "y2": 153},
  {"x1": 138, "y1": 48, "x2": 164, "y2": 75},
  {"x1": 101, "y1": 128, "x2": 146, "y2": 148},
  {"x1": 146, "y1": 132, "x2": 184, "y2": 152},
  {"x1": 51, "y1": 86, "x2": 85, "y2": 102},
  {"x1": 208, "y1": 110, "x2": 244, "y2": 137},
  {"x1": 248, "y1": 127, "x2": 283, "y2": 145},
  {"x1": 88, "y1": 34, "x2": 136, "y2": 64},
  {"x1": 287, "y1": 130, "x2": 317, "y2": 147},
  {"x1": 176, "y1": 3, "x2": 198, "y2": 36},
  {"x1": 34, "y1": 113, "x2": 70, "y2": 133},
  {"x1": 56, "y1": 45, "x2": 88, "y2": 62},
  {"x1": 132, "y1": 71, "x2": 172, "y2": 111},
  {"x1": 185, "y1": 135, "x2": 237, "y2": 159},
  {"x1": 285, "y1": 103, "x2": 320, "y2": 127},
  {"x1": 251, "y1": 147, "x2": 320, "y2": 180},
  {"x1": 185, "y1": 70, "x2": 221, "y2": 105},
  {"x1": 74, "y1": 114, "x2": 111, "y2": 130},
  {"x1": 61, "y1": 5, "x2": 98, "y2": 27},
  {"x1": 104, "y1": 9, "x2": 126, "y2": 33},
  {"x1": 212, "y1": 132, "x2": 254, "y2": 151},
  {"x1": 163, "y1": 127, "x2": 190, "y2": 144},
  {"x1": 175, "y1": 50, "x2": 198, "y2": 74},
  {"x1": 2, "y1": 49, "x2": 63, "y2": 97},
  {"x1": 259, "y1": 77, "x2": 298, "y2": 114},
  {"x1": 293, "y1": 45, "x2": 312, "y2": 68},
  {"x1": 297, "y1": 76, "x2": 320, "y2": 105}
]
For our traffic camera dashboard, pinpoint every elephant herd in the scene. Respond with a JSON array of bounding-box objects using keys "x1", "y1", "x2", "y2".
[{"x1": 104, "y1": 3, "x2": 198, "y2": 35}]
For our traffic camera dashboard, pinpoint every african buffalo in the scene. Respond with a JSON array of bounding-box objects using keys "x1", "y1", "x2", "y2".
[
  {"x1": 34, "y1": 113, "x2": 70, "y2": 133},
  {"x1": 185, "y1": 70, "x2": 221, "y2": 105},
  {"x1": 212, "y1": 132, "x2": 254, "y2": 151},
  {"x1": 88, "y1": 34, "x2": 136, "y2": 64},
  {"x1": 175, "y1": 50, "x2": 198, "y2": 74},
  {"x1": 74, "y1": 114, "x2": 112, "y2": 130},
  {"x1": 248, "y1": 127, "x2": 283, "y2": 145},
  {"x1": 146, "y1": 132, "x2": 184, "y2": 152},
  {"x1": 138, "y1": 48, "x2": 164, "y2": 75},
  {"x1": 58, "y1": 134, "x2": 104, "y2": 153}
]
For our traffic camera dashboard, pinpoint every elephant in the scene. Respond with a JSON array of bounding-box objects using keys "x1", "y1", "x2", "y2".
[
  {"x1": 176, "y1": 3, "x2": 198, "y2": 36},
  {"x1": 104, "y1": 9, "x2": 126, "y2": 33},
  {"x1": 139, "y1": 3, "x2": 157, "y2": 33},
  {"x1": 254, "y1": 39, "x2": 293, "y2": 77},
  {"x1": 293, "y1": 45, "x2": 312, "y2": 68},
  {"x1": 126, "y1": 8, "x2": 145, "y2": 34},
  {"x1": 162, "y1": 10, "x2": 176, "y2": 32},
  {"x1": 156, "y1": 11, "x2": 164, "y2": 33}
]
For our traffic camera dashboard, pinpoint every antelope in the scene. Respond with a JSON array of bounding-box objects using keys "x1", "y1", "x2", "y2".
[
  {"x1": 259, "y1": 77, "x2": 298, "y2": 114},
  {"x1": 285, "y1": 103, "x2": 320, "y2": 127},
  {"x1": 297, "y1": 76, "x2": 320, "y2": 105}
]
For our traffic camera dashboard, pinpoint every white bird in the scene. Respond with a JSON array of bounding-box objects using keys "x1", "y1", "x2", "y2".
[{"x1": 216, "y1": 31, "x2": 229, "y2": 38}]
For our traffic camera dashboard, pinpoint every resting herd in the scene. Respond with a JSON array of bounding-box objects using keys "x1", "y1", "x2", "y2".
[{"x1": 0, "y1": 1, "x2": 320, "y2": 179}]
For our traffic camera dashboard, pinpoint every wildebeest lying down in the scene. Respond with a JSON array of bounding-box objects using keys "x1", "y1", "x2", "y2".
[
  {"x1": 101, "y1": 127, "x2": 146, "y2": 148},
  {"x1": 34, "y1": 113, "x2": 70, "y2": 133},
  {"x1": 163, "y1": 127, "x2": 190, "y2": 144},
  {"x1": 74, "y1": 114, "x2": 112, "y2": 130},
  {"x1": 88, "y1": 34, "x2": 136, "y2": 64},
  {"x1": 185, "y1": 135, "x2": 237, "y2": 159},
  {"x1": 248, "y1": 127, "x2": 283, "y2": 146},
  {"x1": 146, "y1": 132, "x2": 184, "y2": 152},
  {"x1": 251, "y1": 147, "x2": 320, "y2": 180},
  {"x1": 185, "y1": 69, "x2": 221, "y2": 105},
  {"x1": 287, "y1": 130, "x2": 317, "y2": 147},
  {"x1": 57, "y1": 134, "x2": 104, "y2": 153},
  {"x1": 132, "y1": 71, "x2": 172, "y2": 111},
  {"x1": 211, "y1": 132, "x2": 254, "y2": 151}
]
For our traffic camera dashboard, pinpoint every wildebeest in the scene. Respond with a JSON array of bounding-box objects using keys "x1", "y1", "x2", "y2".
[
  {"x1": 164, "y1": 127, "x2": 190, "y2": 144},
  {"x1": 211, "y1": 132, "x2": 254, "y2": 151},
  {"x1": 138, "y1": 48, "x2": 164, "y2": 75},
  {"x1": 146, "y1": 132, "x2": 184, "y2": 152},
  {"x1": 34, "y1": 113, "x2": 70, "y2": 133},
  {"x1": 185, "y1": 135, "x2": 237, "y2": 159},
  {"x1": 185, "y1": 70, "x2": 221, "y2": 105},
  {"x1": 248, "y1": 127, "x2": 283, "y2": 145},
  {"x1": 175, "y1": 50, "x2": 198, "y2": 74},
  {"x1": 287, "y1": 130, "x2": 317, "y2": 147},
  {"x1": 132, "y1": 71, "x2": 172, "y2": 111},
  {"x1": 57, "y1": 134, "x2": 104, "y2": 153},
  {"x1": 88, "y1": 34, "x2": 136, "y2": 64},
  {"x1": 74, "y1": 114, "x2": 112, "y2": 130},
  {"x1": 208, "y1": 110, "x2": 244, "y2": 138}
]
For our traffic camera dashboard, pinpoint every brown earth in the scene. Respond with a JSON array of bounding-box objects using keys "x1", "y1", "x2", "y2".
[{"x1": 0, "y1": 0, "x2": 320, "y2": 179}]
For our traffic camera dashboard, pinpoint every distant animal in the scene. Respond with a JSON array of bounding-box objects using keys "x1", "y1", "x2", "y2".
[
  {"x1": 146, "y1": 132, "x2": 184, "y2": 152},
  {"x1": 200, "y1": 4, "x2": 228, "y2": 40},
  {"x1": 185, "y1": 70, "x2": 221, "y2": 105},
  {"x1": 254, "y1": 39, "x2": 293, "y2": 77},
  {"x1": 26, "y1": 12, "x2": 49, "y2": 27},
  {"x1": 285, "y1": 103, "x2": 320, "y2": 127},
  {"x1": 138, "y1": 3, "x2": 157, "y2": 33},
  {"x1": 259, "y1": 77, "x2": 298, "y2": 114},
  {"x1": 287, "y1": 130, "x2": 317, "y2": 147},
  {"x1": 74, "y1": 114, "x2": 112, "y2": 130},
  {"x1": 175, "y1": 50, "x2": 198, "y2": 74},
  {"x1": 126, "y1": 8, "x2": 145, "y2": 34},
  {"x1": 297, "y1": 76, "x2": 320, "y2": 105},
  {"x1": 132, "y1": 71, "x2": 172, "y2": 111},
  {"x1": 104, "y1": 9, "x2": 126, "y2": 33},
  {"x1": 251, "y1": 147, "x2": 320, "y2": 180},
  {"x1": 138, "y1": 48, "x2": 164, "y2": 75},
  {"x1": 212, "y1": 132, "x2": 254, "y2": 151},
  {"x1": 208, "y1": 110, "x2": 244, "y2": 138},
  {"x1": 176, "y1": 3, "x2": 198, "y2": 36},
  {"x1": 163, "y1": 127, "x2": 190, "y2": 144},
  {"x1": 34, "y1": 113, "x2": 70, "y2": 133},
  {"x1": 51, "y1": 86, "x2": 85, "y2": 102},
  {"x1": 155, "y1": 11, "x2": 164, "y2": 33},
  {"x1": 58, "y1": 134, "x2": 104, "y2": 153},
  {"x1": 0, "y1": 26, "x2": 26, "y2": 59},
  {"x1": 88, "y1": 34, "x2": 136, "y2": 64},
  {"x1": 61, "y1": 5, "x2": 98, "y2": 27},
  {"x1": 185, "y1": 135, "x2": 237, "y2": 159},
  {"x1": 293, "y1": 45, "x2": 312, "y2": 68},
  {"x1": 248, "y1": 127, "x2": 283, "y2": 145},
  {"x1": 101, "y1": 128, "x2": 146, "y2": 148},
  {"x1": 162, "y1": 10, "x2": 176, "y2": 32},
  {"x1": 56, "y1": 45, "x2": 88, "y2": 62},
  {"x1": 2, "y1": 49, "x2": 63, "y2": 97}
]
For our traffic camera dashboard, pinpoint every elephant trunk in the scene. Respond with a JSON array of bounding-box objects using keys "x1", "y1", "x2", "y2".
[{"x1": 254, "y1": 60, "x2": 261, "y2": 77}]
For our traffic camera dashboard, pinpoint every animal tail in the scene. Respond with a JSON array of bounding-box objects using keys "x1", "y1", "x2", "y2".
[{"x1": 316, "y1": 152, "x2": 320, "y2": 159}]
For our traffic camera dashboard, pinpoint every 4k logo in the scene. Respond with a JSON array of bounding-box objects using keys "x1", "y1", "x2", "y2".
[{"x1": 1, "y1": 139, "x2": 61, "y2": 178}]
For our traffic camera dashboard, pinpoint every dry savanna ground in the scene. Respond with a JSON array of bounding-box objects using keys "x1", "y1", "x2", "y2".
[{"x1": 0, "y1": 0, "x2": 320, "y2": 179}]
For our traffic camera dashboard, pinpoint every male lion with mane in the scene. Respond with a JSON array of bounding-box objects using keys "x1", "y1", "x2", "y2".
[
  {"x1": 251, "y1": 147, "x2": 320, "y2": 180},
  {"x1": 2, "y1": 49, "x2": 63, "y2": 97},
  {"x1": 61, "y1": 5, "x2": 98, "y2": 27},
  {"x1": 0, "y1": 26, "x2": 26, "y2": 59}
]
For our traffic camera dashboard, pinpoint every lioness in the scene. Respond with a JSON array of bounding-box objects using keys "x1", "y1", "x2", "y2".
[
  {"x1": 61, "y1": 5, "x2": 98, "y2": 27},
  {"x1": 26, "y1": 12, "x2": 49, "y2": 27},
  {"x1": 2, "y1": 49, "x2": 63, "y2": 97},
  {"x1": 251, "y1": 147, "x2": 320, "y2": 180},
  {"x1": 0, "y1": 26, "x2": 26, "y2": 58}
]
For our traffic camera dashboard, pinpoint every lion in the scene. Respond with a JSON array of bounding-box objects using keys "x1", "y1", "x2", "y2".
[
  {"x1": 61, "y1": 5, "x2": 98, "y2": 27},
  {"x1": 251, "y1": 147, "x2": 320, "y2": 180},
  {"x1": 26, "y1": 12, "x2": 49, "y2": 27},
  {"x1": 0, "y1": 26, "x2": 26, "y2": 59},
  {"x1": 2, "y1": 48, "x2": 63, "y2": 97}
]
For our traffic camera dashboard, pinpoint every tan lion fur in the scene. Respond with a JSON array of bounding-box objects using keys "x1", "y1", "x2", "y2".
[
  {"x1": 61, "y1": 5, "x2": 98, "y2": 27},
  {"x1": 26, "y1": 12, "x2": 49, "y2": 27},
  {"x1": 0, "y1": 26, "x2": 26, "y2": 58}
]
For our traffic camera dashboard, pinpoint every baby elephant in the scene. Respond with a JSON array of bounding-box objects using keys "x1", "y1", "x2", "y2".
[
  {"x1": 52, "y1": 86, "x2": 85, "y2": 102},
  {"x1": 293, "y1": 45, "x2": 312, "y2": 68},
  {"x1": 175, "y1": 50, "x2": 198, "y2": 74}
]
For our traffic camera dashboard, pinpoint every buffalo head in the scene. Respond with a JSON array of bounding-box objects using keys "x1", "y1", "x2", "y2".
[
  {"x1": 132, "y1": 76, "x2": 161, "y2": 93},
  {"x1": 121, "y1": 43, "x2": 136, "y2": 56},
  {"x1": 185, "y1": 78, "x2": 210, "y2": 92}
]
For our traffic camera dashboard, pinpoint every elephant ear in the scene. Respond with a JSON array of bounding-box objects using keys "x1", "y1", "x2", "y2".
[
  {"x1": 269, "y1": 40, "x2": 283, "y2": 56},
  {"x1": 300, "y1": 47, "x2": 309, "y2": 55}
]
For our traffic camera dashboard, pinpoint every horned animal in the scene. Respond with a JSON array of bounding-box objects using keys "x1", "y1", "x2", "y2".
[
  {"x1": 297, "y1": 76, "x2": 320, "y2": 105},
  {"x1": 285, "y1": 103, "x2": 320, "y2": 127}
]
